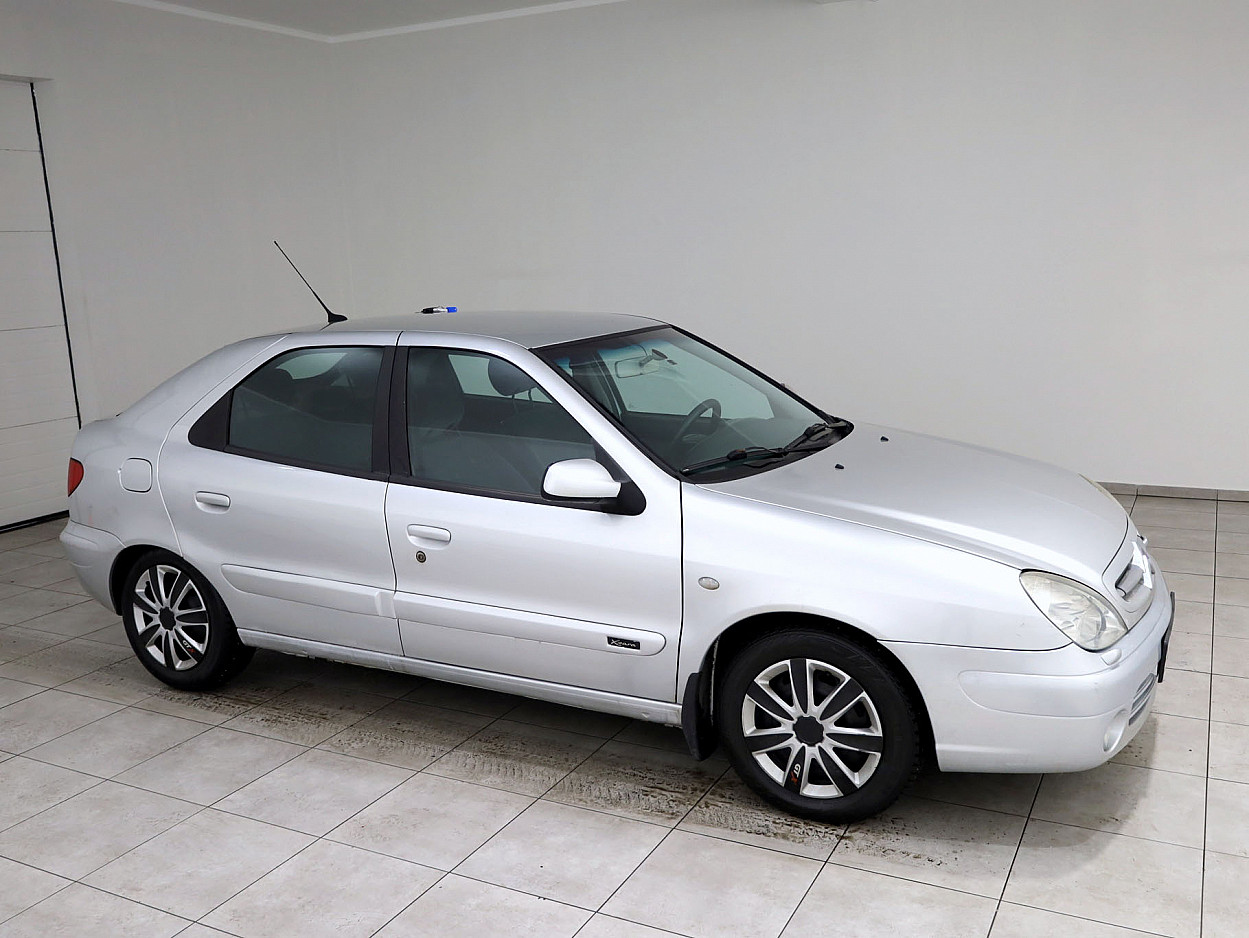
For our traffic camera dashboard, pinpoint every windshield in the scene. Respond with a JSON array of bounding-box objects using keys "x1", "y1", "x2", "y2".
[{"x1": 538, "y1": 327, "x2": 850, "y2": 481}]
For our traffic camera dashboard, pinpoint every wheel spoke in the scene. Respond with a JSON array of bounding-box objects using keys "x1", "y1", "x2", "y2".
[
  {"x1": 817, "y1": 677, "x2": 866, "y2": 722},
  {"x1": 173, "y1": 625, "x2": 206, "y2": 658},
  {"x1": 783, "y1": 745, "x2": 813, "y2": 793},
  {"x1": 815, "y1": 745, "x2": 861, "y2": 796},
  {"x1": 747, "y1": 681, "x2": 795, "y2": 722},
  {"x1": 745, "y1": 731, "x2": 795, "y2": 754},
  {"x1": 152, "y1": 568, "x2": 171, "y2": 606},
  {"x1": 174, "y1": 609, "x2": 208, "y2": 626},
  {"x1": 827, "y1": 730, "x2": 884, "y2": 754},
  {"x1": 132, "y1": 589, "x2": 160, "y2": 616},
  {"x1": 169, "y1": 573, "x2": 192, "y2": 611},
  {"x1": 788, "y1": 658, "x2": 813, "y2": 715}
]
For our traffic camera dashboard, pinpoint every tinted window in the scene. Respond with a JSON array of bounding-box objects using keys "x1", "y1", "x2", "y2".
[
  {"x1": 406, "y1": 348, "x2": 595, "y2": 497},
  {"x1": 229, "y1": 346, "x2": 383, "y2": 472}
]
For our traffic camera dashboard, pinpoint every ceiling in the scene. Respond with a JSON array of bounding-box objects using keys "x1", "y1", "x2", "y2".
[{"x1": 111, "y1": 0, "x2": 634, "y2": 41}]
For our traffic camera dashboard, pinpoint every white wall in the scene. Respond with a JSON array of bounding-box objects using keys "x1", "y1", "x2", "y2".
[
  {"x1": 0, "y1": 0, "x2": 350, "y2": 421},
  {"x1": 331, "y1": 0, "x2": 1249, "y2": 489}
]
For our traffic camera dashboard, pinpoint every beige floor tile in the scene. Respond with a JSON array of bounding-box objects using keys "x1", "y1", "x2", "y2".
[
  {"x1": 318, "y1": 698, "x2": 491, "y2": 770},
  {"x1": 1139, "y1": 527, "x2": 1216, "y2": 552},
  {"x1": 203, "y1": 839, "x2": 439, "y2": 938},
  {"x1": 603, "y1": 830, "x2": 820, "y2": 938},
  {"x1": 26, "y1": 707, "x2": 206, "y2": 778},
  {"x1": 782, "y1": 864, "x2": 996, "y2": 938},
  {"x1": 544, "y1": 740, "x2": 726, "y2": 825},
  {"x1": 427, "y1": 719, "x2": 602, "y2": 796},
  {"x1": 1220, "y1": 513, "x2": 1249, "y2": 537},
  {"x1": 404, "y1": 679, "x2": 524, "y2": 716},
  {"x1": 85, "y1": 809, "x2": 313, "y2": 919},
  {"x1": 172, "y1": 927, "x2": 237, "y2": 938},
  {"x1": 296, "y1": 660, "x2": 423, "y2": 699},
  {"x1": 1111, "y1": 712, "x2": 1208, "y2": 776},
  {"x1": 5, "y1": 559, "x2": 75, "y2": 590},
  {"x1": 1135, "y1": 495, "x2": 1216, "y2": 513},
  {"x1": 57, "y1": 656, "x2": 164, "y2": 705},
  {"x1": 991, "y1": 903, "x2": 1164, "y2": 937},
  {"x1": 505, "y1": 699, "x2": 631, "y2": 738},
  {"x1": 1205, "y1": 778, "x2": 1249, "y2": 858},
  {"x1": 217, "y1": 748, "x2": 411, "y2": 835},
  {"x1": 678, "y1": 774, "x2": 842, "y2": 860},
  {"x1": 1209, "y1": 721, "x2": 1249, "y2": 783},
  {"x1": 1204, "y1": 851, "x2": 1249, "y2": 938},
  {"x1": 610, "y1": 720, "x2": 690, "y2": 754},
  {"x1": 1216, "y1": 577, "x2": 1249, "y2": 607},
  {"x1": 1217, "y1": 531, "x2": 1249, "y2": 554},
  {"x1": 1153, "y1": 667, "x2": 1210, "y2": 720},
  {"x1": 0, "y1": 637, "x2": 131, "y2": 687},
  {"x1": 1032, "y1": 762, "x2": 1205, "y2": 847},
  {"x1": 0, "y1": 757, "x2": 97, "y2": 830},
  {"x1": 17, "y1": 600, "x2": 116, "y2": 638},
  {"x1": 1214, "y1": 603, "x2": 1249, "y2": 639},
  {"x1": 134, "y1": 686, "x2": 266, "y2": 725},
  {"x1": 1130, "y1": 508, "x2": 1217, "y2": 532},
  {"x1": 116, "y1": 727, "x2": 306, "y2": 804},
  {"x1": 905, "y1": 770, "x2": 1042, "y2": 817},
  {"x1": 0, "y1": 583, "x2": 31, "y2": 602},
  {"x1": 575, "y1": 916, "x2": 690, "y2": 938},
  {"x1": 82, "y1": 620, "x2": 130, "y2": 647},
  {"x1": 1172, "y1": 600, "x2": 1213, "y2": 635},
  {"x1": 376, "y1": 874, "x2": 590, "y2": 938},
  {"x1": 1163, "y1": 573, "x2": 1214, "y2": 604},
  {"x1": 1214, "y1": 635, "x2": 1249, "y2": 678},
  {"x1": 1219, "y1": 553, "x2": 1249, "y2": 579},
  {"x1": 0, "y1": 857, "x2": 69, "y2": 923},
  {"x1": 0, "y1": 677, "x2": 42, "y2": 708},
  {"x1": 0, "y1": 883, "x2": 186, "y2": 938},
  {"x1": 220, "y1": 683, "x2": 391, "y2": 746},
  {"x1": 0, "y1": 626, "x2": 65, "y2": 665},
  {"x1": 1167, "y1": 629, "x2": 1212, "y2": 672},
  {"x1": 1211, "y1": 675, "x2": 1249, "y2": 725},
  {"x1": 0, "y1": 781, "x2": 196, "y2": 878},
  {"x1": 830, "y1": 795, "x2": 1025, "y2": 897},
  {"x1": 1152, "y1": 548, "x2": 1215, "y2": 576},
  {"x1": 0, "y1": 590, "x2": 88, "y2": 627},
  {"x1": 43, "y1": 576, "x2": 88, "y2": 597},
  {"x1": 0, "y1": 688, "x2": 122, "y2": 753},
  {"x1": 1005, "y1": 820, "x2": 1202, "y2": 937},
  {"x1": 328, "y1": 771, "x2": 531, "y2": 870},
  {"x1": 0, "y1": 550, "x2": 53, "y2": 579},
  {"x1": 459, "y1": 800, "x2": 666, "y2": 907}
]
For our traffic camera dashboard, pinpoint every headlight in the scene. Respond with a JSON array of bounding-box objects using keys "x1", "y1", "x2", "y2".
[{"x1": 1020, "y1": 571, "x2": 1127, "y2": 651}]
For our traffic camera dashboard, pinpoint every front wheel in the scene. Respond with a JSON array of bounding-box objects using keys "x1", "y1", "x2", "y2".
[
  {"x1": 718, "y1": 629, "x2": 918, "y2": 822},
  {"x1": 121, "y1": 549, "x2": 253, "y2": 691}
]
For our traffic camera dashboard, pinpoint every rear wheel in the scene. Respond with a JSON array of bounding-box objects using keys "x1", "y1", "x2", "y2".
[
  {"x1": 718, "y1": 629, "x2": 918, "y2": 822},
  {"x1": 121, "y1": 549, "x2": 253, "y2": 690}
]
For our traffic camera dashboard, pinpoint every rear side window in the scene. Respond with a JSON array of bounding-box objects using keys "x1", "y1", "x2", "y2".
[{"x1": 225, "y1": 346, "x2": 384, "y2": 472}]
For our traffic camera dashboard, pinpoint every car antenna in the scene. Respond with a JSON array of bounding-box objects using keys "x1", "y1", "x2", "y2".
[{"x1": 274, "y1": 241, "x2": 347, "y2": 326}]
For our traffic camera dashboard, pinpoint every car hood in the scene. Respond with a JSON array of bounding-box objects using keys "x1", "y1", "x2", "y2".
[{"x1": 704, "y1": 423, "x2": 1128, "y2": 586}]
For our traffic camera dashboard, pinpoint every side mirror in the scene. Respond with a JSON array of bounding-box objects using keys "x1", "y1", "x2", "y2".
[{"x1": 542, "y1": 459, "x2": 622, "y2": 501}]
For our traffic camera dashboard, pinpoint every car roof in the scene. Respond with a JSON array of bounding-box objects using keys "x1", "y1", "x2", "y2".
[{"x1": 306, "y1": 310, "x2": 666, "y2": 349}]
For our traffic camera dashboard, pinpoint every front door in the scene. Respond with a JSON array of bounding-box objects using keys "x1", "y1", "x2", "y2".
[{"x1": 385, "y1": 341, "x2": 682, "y2": 702}]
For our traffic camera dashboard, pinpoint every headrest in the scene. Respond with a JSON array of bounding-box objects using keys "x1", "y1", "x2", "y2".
[
  {"x1": 408, "y1": 350, "x2": 464, "y2": 430},
  {"x1": 487, "y1": 357, "x2": 539, "y2": 398}
]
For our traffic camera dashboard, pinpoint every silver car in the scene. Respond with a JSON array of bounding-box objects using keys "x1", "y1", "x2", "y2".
[{"x1": 61, "y1": 311, "x2": 1174, "y2": 821}]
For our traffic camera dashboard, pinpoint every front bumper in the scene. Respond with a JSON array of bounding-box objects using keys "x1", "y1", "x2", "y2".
[
  {"x1": 60, "y1": 521, "x2": 123, "y2": 610},
  {"x1": 885, "y1": 577, "x2": 1174, "y2": 773}
]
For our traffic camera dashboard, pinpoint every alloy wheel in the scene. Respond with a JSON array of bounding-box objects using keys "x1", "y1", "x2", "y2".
[{"x1": 132, "y1": 564, "x2": 210, "y2": 671}]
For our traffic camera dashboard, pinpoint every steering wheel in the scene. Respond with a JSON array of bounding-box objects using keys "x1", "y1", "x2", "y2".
[{"x1": 672, "y1": 398, "x2": 722, "y2": 444}]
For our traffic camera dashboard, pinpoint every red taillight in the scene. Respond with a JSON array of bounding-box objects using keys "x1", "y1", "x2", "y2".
[{"x1": 67, "y1": 458, "x2": 84, "y2": 496}]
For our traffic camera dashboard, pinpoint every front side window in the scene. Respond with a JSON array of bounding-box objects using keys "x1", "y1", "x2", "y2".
[
  {"x1": 228, "y1": 346, "x2": 383, "y2": 472},
  {"x1": 540, "y1": 328, "x2": 850, "y2": 481},
  {"x1": 406, "y1": 348, "x2": 595, "y2": 498}
]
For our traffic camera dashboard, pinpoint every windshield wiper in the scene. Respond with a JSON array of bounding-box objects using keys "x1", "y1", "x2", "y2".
[{"x1": 680, "y1": 421, "x2": 845, "y2": 477}]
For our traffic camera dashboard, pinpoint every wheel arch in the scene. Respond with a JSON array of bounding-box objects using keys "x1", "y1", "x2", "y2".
[
  {"x1": 684, "y1": 611, "x2": 936, "y2": 764},
  {"x1": 108, "y1": 543, "x2": 168, "y2": 613}
]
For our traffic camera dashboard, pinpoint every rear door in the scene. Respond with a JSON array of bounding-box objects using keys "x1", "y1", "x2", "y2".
[
  {"x1": 384, "y1": 336, "x2": 683, "y2": 702},
  {"x1": 160, "y1": 335, "x2": 402, "y2": 654}
]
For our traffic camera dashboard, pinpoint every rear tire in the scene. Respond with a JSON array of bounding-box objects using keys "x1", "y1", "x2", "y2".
[
  {"x1": 718, "y1": 628, "x2": 918, "y2": 823},
  {"x1": 120, "y1": 549, "x2": 252, "y2": 691}
]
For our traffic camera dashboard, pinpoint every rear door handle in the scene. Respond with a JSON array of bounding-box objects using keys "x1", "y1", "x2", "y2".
[
  {"x1": 406, "y1": 524, "x2": 451, "y2": 545},
  {"x1": 195, "y1": 492, "x2": 231, "y2": 511}
]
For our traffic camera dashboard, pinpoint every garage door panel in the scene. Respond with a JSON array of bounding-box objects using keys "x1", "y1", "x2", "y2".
[
  {"x1": 0, "y1": 232, "x2": 62, "y2": 330},
  {"x1": 0, "y1": 417, "x2": 76, "y2": 526},
  {"x1": 0, "y1": 80, "x2": 39, "y2": 151},
  {"x1": 0, "y1": 326, "x2": 77, "y2": 428},
  {"x1": 0, "y1": 151, "x2": 51, "y2": 232}
]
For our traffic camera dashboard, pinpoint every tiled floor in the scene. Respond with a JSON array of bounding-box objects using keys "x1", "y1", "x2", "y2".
[{"x1": 0, "y1": 502, "x2": 1247, "y2": 937}]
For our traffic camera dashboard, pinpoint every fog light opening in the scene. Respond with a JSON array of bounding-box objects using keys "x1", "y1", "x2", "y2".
[{"x1": 1103, "y1": 711, "x2": 1129, "y2": 753}]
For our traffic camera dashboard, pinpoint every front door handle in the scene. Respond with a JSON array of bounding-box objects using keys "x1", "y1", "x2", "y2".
[
  {"x1": 407, "y1": 524, "x2": 451, "y2": 545},
  {"x1": 195, "y1": 491, "x2": 231, "y2": 511}
]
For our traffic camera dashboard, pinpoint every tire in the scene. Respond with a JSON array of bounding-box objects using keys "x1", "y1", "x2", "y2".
[
  {"x1": 718, "y1": 628, "x2": 918, "y2": 823},
  {"x1": 120, "y1": 549, "x2": 253, "y2": 691}
]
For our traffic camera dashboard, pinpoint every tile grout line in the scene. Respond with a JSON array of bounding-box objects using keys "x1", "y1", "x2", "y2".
[
  {"x1": 985, "y1": 770, "x2": 1045, "y2": 937},
  {"x1": 1198, "y1": 509, "x2": 1219, "y2": 938}
]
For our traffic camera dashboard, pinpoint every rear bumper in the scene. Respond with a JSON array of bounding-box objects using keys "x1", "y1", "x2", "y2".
[
  {"x1": 60, "y1": 521, "x2": 123, "y2": 611},
  {"x1": 886, "y1": 577, "x2": 1174, "y2": 773}
]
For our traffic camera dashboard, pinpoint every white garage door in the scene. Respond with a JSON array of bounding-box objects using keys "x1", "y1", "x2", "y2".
[{"x1": 0, "y1": 79, "x2": 79, "y2": 528}]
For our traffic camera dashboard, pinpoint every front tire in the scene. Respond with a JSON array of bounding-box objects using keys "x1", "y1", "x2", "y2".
[
  {"x1": 718, "y1": 629, "x2": 918, "y2": 822},
  {"x1": 121, "y1": 549, "x2": 253, "y2": 690}
]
